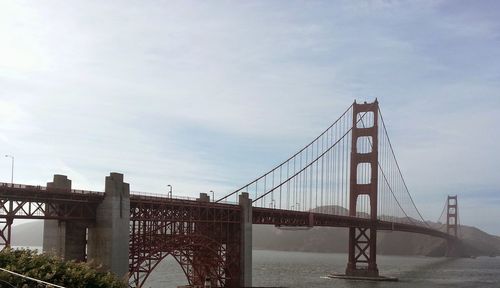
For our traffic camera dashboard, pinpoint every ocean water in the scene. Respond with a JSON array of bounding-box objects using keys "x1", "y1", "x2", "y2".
[{"x1": 145, "y1": 250, "x2": 500, "y2": 288}]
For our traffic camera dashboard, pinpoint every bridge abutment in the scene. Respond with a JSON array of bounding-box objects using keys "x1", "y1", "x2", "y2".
[
  {"x1": 87, "y1": 172, "x2": 130, "y2": 279},
  {"x1": 43, "y1": 175, "x2": 86, "y2": 261},
  {"x1": 193, "y1": 193, "x2": 215, "y2": 285},
  {"x1": 239, "y1": 192, "x2": 252, "y2": 288}
]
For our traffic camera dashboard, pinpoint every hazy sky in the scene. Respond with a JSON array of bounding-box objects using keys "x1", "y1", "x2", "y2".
[{"x1": 1, "y1": 1, "x2": 499, "y2": 234}]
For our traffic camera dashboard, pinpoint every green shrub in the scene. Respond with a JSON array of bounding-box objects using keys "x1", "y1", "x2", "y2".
[{"x1": 0, "y1": 249, "x2": 126, "y2": 288}]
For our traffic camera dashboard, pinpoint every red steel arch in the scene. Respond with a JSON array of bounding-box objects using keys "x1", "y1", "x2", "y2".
[
  {"x1": 129, "y1": 196, "x2": 242, "y2": 288},
  {"x1": 130, "y1": 234, "x2": 231, "y2": 287}
]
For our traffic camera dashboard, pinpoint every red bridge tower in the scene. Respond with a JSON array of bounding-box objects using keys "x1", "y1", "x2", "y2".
[
  {"x1": 446, "y1": 195, "x2": 458, "y2": 237},
  {"x1": 445, "y1": 195, "x2": 460, "y2": 257},
  {"x1": 346, "y1": 100, "x2": 379, "y2": 277}
]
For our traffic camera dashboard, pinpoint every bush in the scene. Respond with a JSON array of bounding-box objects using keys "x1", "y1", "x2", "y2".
[{"x1": 0, "y1": 249, "x2": 126, "y2": 288}]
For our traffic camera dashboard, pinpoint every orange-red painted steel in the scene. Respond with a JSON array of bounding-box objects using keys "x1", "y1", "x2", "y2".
[
  {"x1": 447, "y1": 195, "x2": 458, "y2": 237},
  {"x1": 1, "y1": 183, "x2": 455, "y2": 287},
  {"x1": 346, "y1": 100, "x2": 380, "y2": 277},
  {"x1": 128, "y1": 195, "x2": 241, "y2": 287}
]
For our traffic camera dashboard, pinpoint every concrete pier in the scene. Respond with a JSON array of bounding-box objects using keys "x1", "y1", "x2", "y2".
[
  {"x1": 43, "y1": 175, "x2": 86, "y2": 261},
  {"x1": 193, "y1": 193, "x2": 212, "y2": 285},
  {"x1": 87, "y1": 173, "x2": 130, "y2": 279},
  {"x1": 239, "y1": 192, "x2": 252, "y2": 288}
]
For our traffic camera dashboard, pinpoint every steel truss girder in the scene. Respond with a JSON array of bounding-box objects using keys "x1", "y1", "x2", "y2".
[
  {"x1": 129, "y1": 199, "x2": 241, "y2": 288},
  {"x1": 0, "y1": 191, "x2": 99, "y2": 251}
]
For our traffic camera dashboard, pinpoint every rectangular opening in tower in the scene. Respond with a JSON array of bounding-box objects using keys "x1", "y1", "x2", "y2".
[
  {"x1": 356, "y1": 111, "x2": 374, "y2": 128},
  {"x1": 356, "y1": 194, "x2": 371, "y2": 218},
  {"x1": 356, "y1": 163, "x2": 372, "y2": 185},
  {"x1": 357, "y1": 136, "x2": 373, "y2": 154}
]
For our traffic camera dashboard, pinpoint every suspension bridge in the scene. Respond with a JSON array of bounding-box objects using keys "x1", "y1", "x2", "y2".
[{"x1": 0, "y1": 100, "x2": 461, "y2": 287}]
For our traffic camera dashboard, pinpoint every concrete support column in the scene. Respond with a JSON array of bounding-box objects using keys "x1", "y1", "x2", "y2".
[
  {"x1": 239, "y1": 192, "x2": 252, "y2": 288},
  {"x1": 193, "y1": 193, "x2": 212, "y2": 285},
  {"x1": 197, "y1": 192, "x2": 210, "y2": 202},
  {"x1": 87, "y1": 173, "x2": 130, "y2": 280},
  {"x1": 43, "y1": 175, "x2": 86, "y2": 261}
]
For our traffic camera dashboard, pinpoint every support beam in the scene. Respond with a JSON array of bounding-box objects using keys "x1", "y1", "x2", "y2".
[
  {"x1": 87, "y1": 173, "x2": 130, "y2": 279},
  {"x1": 193, "y1": 193, "x2": 213, "y2": 286},
  {"x1": 43, "y1": 175, "x2": 86, "y2": 261},
  {"x1": 239, "y1": 192, "x2": 253, "y2": 288},
  {"x1": 0, "y1": 217, "x2": 12, "y2": 251}
]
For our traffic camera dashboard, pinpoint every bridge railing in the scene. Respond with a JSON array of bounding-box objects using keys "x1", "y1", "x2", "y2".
[
  {"x1": 130, "y1": 190, "x2": 239, "y2": 205},
  {"x1": 130, "y1": 190, "x2": 198, "y2": 201},
  {"x1": 0, "y1": 182, "x2": 103, "y2": 196}
]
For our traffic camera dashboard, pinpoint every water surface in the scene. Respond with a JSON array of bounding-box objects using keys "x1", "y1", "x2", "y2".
[{"x1": 145, "y1": 250, "x2": 500, "y2": 287}]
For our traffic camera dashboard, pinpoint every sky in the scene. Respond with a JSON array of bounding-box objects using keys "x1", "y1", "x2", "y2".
[{"x1": 1, "y1": 1, "x2": 499, "y2": 234}]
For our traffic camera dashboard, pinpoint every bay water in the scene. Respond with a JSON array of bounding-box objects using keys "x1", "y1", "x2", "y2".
[{"x1": 145, "y1": 250, "x2": 500, "y2": 288}]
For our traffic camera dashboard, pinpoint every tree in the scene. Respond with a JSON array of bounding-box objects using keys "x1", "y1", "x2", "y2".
[{"x1": 0, "y1": 249, "x2": 126, "y2": 288}]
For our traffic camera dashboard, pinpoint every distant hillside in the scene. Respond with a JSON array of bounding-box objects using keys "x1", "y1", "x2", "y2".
[
  {"x1": 11, "y1": 221, "x2": 43, "y2": 247},
  {"x1": 11, "y1": 219, "x2": 500, "y2": 257},
  {"x1": 254, "y1": 223, "x2": 500, "y2": 257}
]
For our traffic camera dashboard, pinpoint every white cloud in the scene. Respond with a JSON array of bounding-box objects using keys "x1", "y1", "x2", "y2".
[{"x1": 0, "y1": 1, "x2": 499, "y2": 232}]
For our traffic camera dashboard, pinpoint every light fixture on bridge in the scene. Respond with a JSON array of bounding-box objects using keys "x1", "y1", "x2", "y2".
[
  {"x1": 270, "y1": 199, "x2": 276, "y2": 209},
  {"x1": 210, "y1": 190, "x2": 215, "y2": 202},
  {"x1": 167, "y1": 184, "x2": 172, "y2": 198},
  {"x1": 4, "y1": 155, "x2": 14, "y2": 185}
]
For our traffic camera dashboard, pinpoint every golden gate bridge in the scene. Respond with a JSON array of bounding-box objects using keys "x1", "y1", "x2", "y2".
[{"x1": 0, "y1": 100, "x2": 461, "y2": 287}]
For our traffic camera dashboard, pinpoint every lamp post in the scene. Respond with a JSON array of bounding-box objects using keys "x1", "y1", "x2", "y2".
[
  {"x1": 210, "y1": 190, "x2": 215, "y2": 202},
  {"x1": 270, "y1": 199, "x2": 275, "y2": 209},
  {"x1": 4, "y1": 155, "x2": 14, "y2": 185},
  {"x1": 167, "y1": 184, "x2": 172, "y2": 198}
]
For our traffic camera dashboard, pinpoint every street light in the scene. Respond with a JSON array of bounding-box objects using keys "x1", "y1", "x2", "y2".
[
  {"x1": 210, "y1": 190, "x2": 215, "y2": 202},
  {"x1": 270, "y1": 199, "x2": 275, "y2": 209},
  {"x1": 167, "y1": 184, "x2": 172, "y2": 198},
  {"x1": 4, "y1": 155, "x2": 14, "y2": 185}
]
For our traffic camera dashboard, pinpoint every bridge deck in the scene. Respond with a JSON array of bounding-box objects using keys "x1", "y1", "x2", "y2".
[{"x1": 0, "y1": 184, "x2": 452, "y2": 240}]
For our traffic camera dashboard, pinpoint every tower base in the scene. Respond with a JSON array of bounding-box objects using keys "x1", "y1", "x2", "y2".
[{"x1": 329, "y1": 273, "x2": 398, "y2": 282}]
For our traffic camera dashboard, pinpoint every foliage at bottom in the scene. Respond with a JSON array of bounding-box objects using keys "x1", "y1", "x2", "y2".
[{"x1": 0, "y1": 248, "x2": 126, "y2": 288}]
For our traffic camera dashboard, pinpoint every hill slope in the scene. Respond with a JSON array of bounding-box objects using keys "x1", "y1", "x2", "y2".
[{"x1": 253, "y1": 223, "x2": 500, "y2": 256}]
